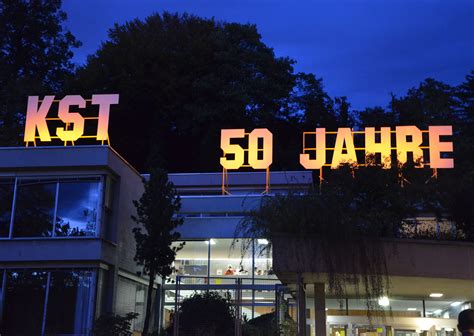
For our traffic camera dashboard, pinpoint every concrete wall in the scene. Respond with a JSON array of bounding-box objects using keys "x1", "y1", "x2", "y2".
[{"x1": 272, "y1": 237, "x2": 474, "y2": 282}]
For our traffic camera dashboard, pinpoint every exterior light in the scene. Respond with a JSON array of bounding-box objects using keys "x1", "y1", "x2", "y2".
[
  {"x1": 450, "y1": 302, "x2": 462, "y2": 307},
  {"x1": 407, "y1": 308, "x2": 417, "y2": 311},
  {"x1": 257, "y1": 239, "x2": 269, "y2": 245},
  {"x1": 378, "y1": 296, "x2": 390, "y2": 307},
  {"x1": 205, "y1": 239, "x2": 216, "y2": 245},
  {"x1": 430, "y1": 293, "x2": 444, "y2": 298}
]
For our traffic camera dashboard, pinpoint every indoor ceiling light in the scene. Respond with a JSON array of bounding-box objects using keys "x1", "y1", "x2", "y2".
[
  {"x1": 378, "y1": 296, "x2": 390, "y2": 307},
  {"x1": 257, "y1": 239, "x2": 269, "y2": 245},
  {"x1": 450, "y1": 302, "x2": 462, "y2": 307},
  {"x1": 430, "y1": 293, "x2": 444, "y2": 298},
  {"x1": 205, "y1": 239, "x2": 216, "y2": 245},
  {"x1": 407, "y1": 308, "x2": 417, "y2": 311}
]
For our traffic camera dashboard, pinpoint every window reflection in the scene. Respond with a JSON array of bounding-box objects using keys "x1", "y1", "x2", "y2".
[
  {"x1": 13, "y1": 179, "x2": 56, "y2": 237},
  {"x1": 172, "y1": 241, "x2": 209, "y2": 280},
  {"x1": 2, "y1": 270, "x2": 48, "y2": 334},
  {"x1": 0, "y1": 178, "x2": 14, "y2": 237},
  {"x1": 45, "y1": 270, "x2": 93, "y2": 334},
  {"x1": 0, "y1": 269, "x2": 95, "y2": 335},
  {"x1": 55, "y1": 179, "x2": 100, "y2": 236}
]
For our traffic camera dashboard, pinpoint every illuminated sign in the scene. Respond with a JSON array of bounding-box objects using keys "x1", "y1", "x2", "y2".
[
  {"x1": 220, "y1": 126, "x2": 454, "y2": 171},
  {"x1": 24, "y1": 94, "x2": 119, "y2": 146}
]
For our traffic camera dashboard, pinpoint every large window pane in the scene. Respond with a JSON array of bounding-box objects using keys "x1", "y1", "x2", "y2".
[
  {"x1": 210, "y1": 239, "x2": 252, "y2": 278},
  {"x1": 45, "y1": 270, "x2": 94, "y2": 334},
  {"x1": 172, "y1": 241, "x2": 209, "y2": 284},
  {"x1": 55, "y1": 179, "x2": 100, "y2": 236},
  {"x1": 2, "y1": 270, "x2": 48, "y2": 334},
  {"x1": 13, "y1": 179, "x2": 56, "y2": 237},
  {"x1": 116, "y1": 276, "x2": 148, "y2": 333},
  {"x1": 0, "y1": 178, "x2": 14, "y2": 237}
]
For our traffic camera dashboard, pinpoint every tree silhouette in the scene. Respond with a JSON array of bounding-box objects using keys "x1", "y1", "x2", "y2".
[
  {"x1": 0, "y1": 0, "x2": 80, "y2": 145},
  {"x1": 132, "y1": 168, "x2": 183, "y2": 335}
]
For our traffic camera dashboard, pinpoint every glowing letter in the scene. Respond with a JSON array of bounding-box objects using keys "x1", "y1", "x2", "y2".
[
  {"x1": 365, "y1": 127, "x2": 392, "y2": 168},
  {"x1": 300, "y1": 128, "x2": 326, "y2": 169},
  {"x1": 24, "y1": 96, "x2": 54, "y2": 142},
  {"x1": 248, "y1": 128, "x2": 273, "y2": 169},
  {"x1": 220, "y1": 129, "x2": 245, "y2": 169},
  {"x1": 92, "y1": 94, "x2": 119, "y2": 140},
  {"x1": 429, "y1": 126, "x2": 454, "y2": 168},
  {"x1": 395, "y1": 126, "x2": 423, "y2": 167},
  {"x1": 56, "y1": 95, "x2": 86, "y2": 142},
  {"x1": 331, "y1": 128, "x2": 357, "y2": 169}
]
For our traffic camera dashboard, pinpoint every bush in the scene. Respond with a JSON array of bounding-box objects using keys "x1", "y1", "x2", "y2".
[{"x1": 173, "y1": 291, "x2": 235, "y2": 336}]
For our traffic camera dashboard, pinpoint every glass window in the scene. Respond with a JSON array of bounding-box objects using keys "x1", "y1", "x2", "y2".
[
  {"x1": 210, "y1": 239, "x2": 252, "y2": 279},
  {"x1": 45, "y1": 270, "x2": 94, "y2": 334},
  {"x1": 2, "y1": 270, "x2": 48, "y2": 334},
  {"x1": 172, "y1": 241, "x2": 209, "y2": 283},
  {"x1": 116, "y1": 276, "x2": 148, "y2": 332},
  {"x1": 0, "y1": 178, "x2": 14, "y2": 237},
  {"x1": 55, "y1": 179, "x2": 100, "y2": 236},
  {"x1": 254, "y1": 240, "x2": 274, "y2": 279},
  {"x1": 13, "y1": 179, "x2": 56, "y2": 237}
]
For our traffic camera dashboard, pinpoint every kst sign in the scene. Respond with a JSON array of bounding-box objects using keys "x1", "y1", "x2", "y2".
[
  {"x1": 220, "y1": 126, "x2": 454, "y2": 170},
  {"x1": 24, "y1": 94, "x2": 119, "y2": 145}
]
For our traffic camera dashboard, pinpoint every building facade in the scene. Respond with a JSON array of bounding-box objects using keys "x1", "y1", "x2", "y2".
[{"x1": 0, "y1": 145, "x2": 473, "y2": 336}]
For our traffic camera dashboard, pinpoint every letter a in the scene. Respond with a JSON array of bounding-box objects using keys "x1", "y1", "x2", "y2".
[{"x1": 331, "y1": 128, "x2": 357, "y2": 168}]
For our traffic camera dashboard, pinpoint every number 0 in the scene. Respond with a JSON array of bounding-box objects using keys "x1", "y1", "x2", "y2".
[{"x1": 248, "y1": 128, "x2": 273, "y2": 169}]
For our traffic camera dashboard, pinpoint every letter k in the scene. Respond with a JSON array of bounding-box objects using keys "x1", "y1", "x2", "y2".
[{"x1": 24, "y1": 96, "x2": 54, "y2": 142}]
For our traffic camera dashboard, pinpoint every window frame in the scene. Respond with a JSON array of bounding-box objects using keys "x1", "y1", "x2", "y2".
[{"x1": 0, "y1": 175, "x2": 105, "y2": 240}]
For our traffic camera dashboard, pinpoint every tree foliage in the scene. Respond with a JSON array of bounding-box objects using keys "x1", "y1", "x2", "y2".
[
  {"x1": 237, "y1": 72, "x2": 474, "y2": 317},
  {"x1": 0, "y1": 0, "x2": 80, "y2": 145},
  {"x1": 74, "y1": 12, "x2": 352, "y2": 172},
  {"x1": 132, "y1": 168, "x2": 183, "y2": 335},
  {"x1": 173, "y1": 291, "x2": 235, "y2": 336}
]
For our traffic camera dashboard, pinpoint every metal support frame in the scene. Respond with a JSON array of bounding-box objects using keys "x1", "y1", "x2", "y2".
[
  {"x1": 221, "y1": 167, "x2": 270, "y2": 195},
  {"x1": 297, "y1": 273, "x2": 306, "y2": 336}
]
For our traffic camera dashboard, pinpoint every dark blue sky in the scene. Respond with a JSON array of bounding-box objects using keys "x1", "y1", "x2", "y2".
[{"x1": 63, "y1": 0, "x2": 473, "y2": 110}]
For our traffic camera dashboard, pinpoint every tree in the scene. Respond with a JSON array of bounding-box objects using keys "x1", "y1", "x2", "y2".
[
  {"x1": 0, "y1": 0, "x2": 80, "y2": 145},
  {"x1": 75, "y1": 12, "x2": 296, "y2": 172},
  {"x1": 132, "y1": 168, "x2": 184, "y2": 335}
]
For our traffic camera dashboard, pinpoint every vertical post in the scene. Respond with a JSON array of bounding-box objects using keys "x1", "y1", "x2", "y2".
[
  {"x1": 314, "y1": 283, "x2": 326, "y2": 336},
  {"x1": 8, "y1": 177, "x2": 18, "y2": 239},
  {"x1": 297, "y1": 273, "x2": 306, "y2": 336},
  {"x1": 252, "y1": 239, "x2": 255, "y2": 319},
  {"x1": 173, "y1": 276, "x2": 181, "y2": 336},
  {"x1": 345, "y1": 298, "x2": 349, "y2": 316},
  {"x1": 52, "y1": 181, "x2": 60, "y2": 237},
  {"x1": 235, "y1": 278, "x2": 242, "y2": 336},
  {"x1": 207, "y1": 239, "x2": 211, "y2": 290},
  {"x1": 422, "y1": 299, "x2": 426, "y2": 318},
  {"x1": 0, "y1": 270, "x2": 6, "y2": 327},
  {"x1": 41, "y1": 272, "x2": 52, "y2": 336}
]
